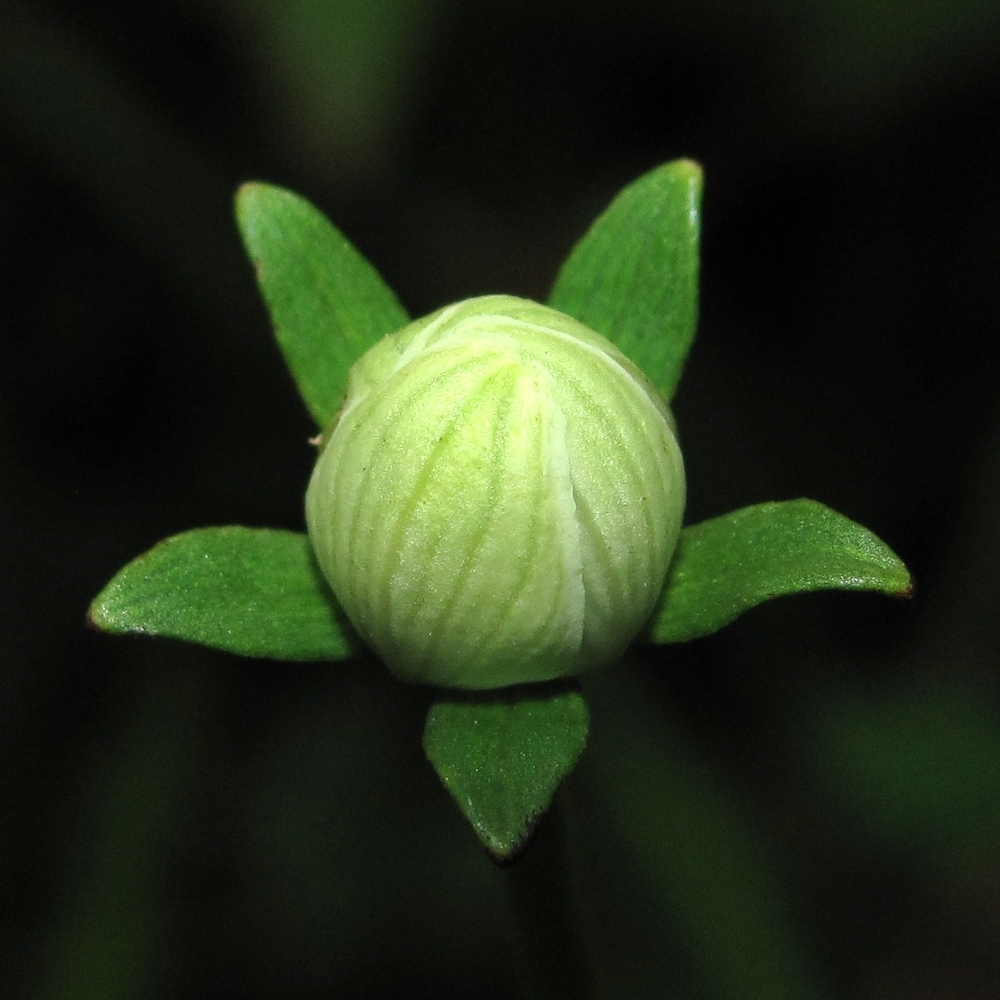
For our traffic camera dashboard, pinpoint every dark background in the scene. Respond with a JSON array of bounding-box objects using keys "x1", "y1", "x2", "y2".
[{"x1": 3, "y1": 1, "x2": 1000, "y2": 997}]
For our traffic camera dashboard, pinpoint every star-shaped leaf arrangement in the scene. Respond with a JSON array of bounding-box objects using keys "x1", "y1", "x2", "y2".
[{"x1": 89, "y1": 161, "x2": 911, "y2": 862}]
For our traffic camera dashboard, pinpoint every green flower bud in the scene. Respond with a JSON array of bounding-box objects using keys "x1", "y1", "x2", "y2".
[{"x1": 305, "y1": 295, "x2": 685, "y2": 690}]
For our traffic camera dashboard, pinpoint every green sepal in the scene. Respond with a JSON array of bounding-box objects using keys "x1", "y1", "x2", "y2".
[
  {"x1": 235, "y1": 183, "x2": 408, "y2": 430},
  {"x1": 649, "y1": 499, "x2": 913, "y2": 644},
  {"x1": 88, "y1": 526, "x2": 356, "y2": 660},
  {"x1": 547, "y1": 159, "x2": 702, "y2": 402},
  {"x1": 423, "y1": 680, "x2": 589, "y2": 863}
]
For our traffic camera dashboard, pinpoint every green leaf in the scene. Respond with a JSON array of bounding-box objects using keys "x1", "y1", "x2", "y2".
[
  {"x1": 235, "y1": 183, "x2": 408, "y2": 429},
  {"x1": 547, "y1": 159, "x2": 702, "y2": 402},
  {"x1": 88, "y1": 527, "x2": 356, "y2": 660},
  {"x1": 648, "y1": 499, "x2": 913, "y2": 644},
  {"x1": 423, "y1": 681, "x2": 589, "y2": 863}
]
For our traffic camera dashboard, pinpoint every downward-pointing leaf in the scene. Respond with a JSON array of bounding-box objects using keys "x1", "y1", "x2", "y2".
[
  {"x1": 649, "y1": 499, "x2": 913, "y2": 644},
  {"x1": 236, "y1": 183, "x2": 408, "y2": 429},
  {"x1": 88, "y1": 527, "x2": 356, "y2": 660},
  {"x1": 548, "y1": 159, "x2": 702, "y2": 402},
  {"x1": 423, "y1": 681, "x2": 589, "y2": 864}
]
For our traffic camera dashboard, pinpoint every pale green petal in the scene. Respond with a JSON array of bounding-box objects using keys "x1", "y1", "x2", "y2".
[{"x1": 306, "y1": 295, "x2": 685, "y2": 689}]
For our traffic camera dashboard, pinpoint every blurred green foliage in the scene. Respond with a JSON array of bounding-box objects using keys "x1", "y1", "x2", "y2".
[{"x1": 2, "y1": 0, "x2": 1000, "y2": 997}]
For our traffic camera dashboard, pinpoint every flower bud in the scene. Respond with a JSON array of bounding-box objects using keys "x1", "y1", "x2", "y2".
[{"x1": 305, "y1": 295, "x2": 685, "y2": 689}]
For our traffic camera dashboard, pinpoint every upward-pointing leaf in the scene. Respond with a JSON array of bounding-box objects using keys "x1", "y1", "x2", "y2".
[
  {"x1": 548, "y1": 160, "x2": 702, "y2": 402},
  {"x1": 236, "y1": 183, "x2": 408, "y2": 430}
]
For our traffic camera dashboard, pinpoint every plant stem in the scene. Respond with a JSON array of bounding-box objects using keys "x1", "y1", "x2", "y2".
[
  {"x1": 31, "y1": 656, "x2": 209, "y2": 1000},
  {"x1": 500, "y1": 791, "x2": 590, "y2": 1000}
]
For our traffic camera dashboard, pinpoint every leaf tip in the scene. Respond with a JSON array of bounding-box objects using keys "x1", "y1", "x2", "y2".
[
  {"x1": 483, "y1": 813, "x2": 542, "y2": 866},
  {"x1": 84, "y1": 603, "x2": 104, "y2": 633},
  {"x1": 235, "y1": 179, "x2": 273, "y2": 199},
  {"x1": 85, "y1": 592, "x2": 134, "y2": 637},
  {"x1": 234, "y1": 180, "x2": 292, "y2": 232},
  {"x1": 670, "y1": 157, "x2": 703, "y2": 181},
  {"x1": 234, "y1": 180, "x2": 260, "y2": 210},
  {"x1": 85, "y1": 588, "x2": 127, "y2": 637},
  {"x1": 234, "y1": 181, "x2": 272, "y2": 231}
]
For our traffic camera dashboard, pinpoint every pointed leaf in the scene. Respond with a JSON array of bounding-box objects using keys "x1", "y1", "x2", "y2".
[
  {"x1": 423, "y1": 681, "x2": 589, "y2": 863},
  {"x1": 548, "y1": 159, "x2": 702, "y2": 401},
  {"x1": 236, "y1": 183, "x2": 408, "y2": 429},
  {"x1": 89, "y1": 527, "x2": 356, "y2": 660},
  {"x1": 648, "y1": 499, "x2": 913, "y2": 644}
]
